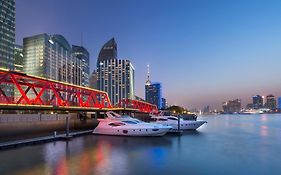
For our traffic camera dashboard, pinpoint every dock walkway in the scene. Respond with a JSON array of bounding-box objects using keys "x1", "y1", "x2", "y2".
[{"x1": 0, "y1": 130, "x2": 93, "y2": 150}]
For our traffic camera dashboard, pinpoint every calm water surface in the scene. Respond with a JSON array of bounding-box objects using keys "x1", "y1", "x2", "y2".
[{"x1": 1, "y1": 114, "x2": 281, "y2": 175}]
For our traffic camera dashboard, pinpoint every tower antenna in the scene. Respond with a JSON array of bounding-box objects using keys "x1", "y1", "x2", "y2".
[{"x1": 145, "y1": 64, "x2": 151, "y2": 85}]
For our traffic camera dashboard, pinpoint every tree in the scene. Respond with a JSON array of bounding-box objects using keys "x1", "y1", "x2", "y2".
[{"x1": 166, "y1": 105, "x2": 188, "y2": 114}]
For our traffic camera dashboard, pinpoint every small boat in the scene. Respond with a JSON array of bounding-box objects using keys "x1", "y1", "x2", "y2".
[
  {"x1": 93, "y1": 111, "x2": 172, "y2": 136},
  {"x1": 150, "y1": 112, "x2": 207, "y2": 132}
]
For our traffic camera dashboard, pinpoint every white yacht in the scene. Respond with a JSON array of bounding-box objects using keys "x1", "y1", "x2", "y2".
[
  {"x1": 150, "y1": 112, "x2": 207, "y2": 132},
  {"x1": 93, "y1": 111, "x2": 172, "y2": 136}
]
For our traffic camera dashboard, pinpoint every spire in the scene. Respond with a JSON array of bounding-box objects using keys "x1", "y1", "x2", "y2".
[{"x1": 145, "y1": 64, "x2": 151, "y2": 86}]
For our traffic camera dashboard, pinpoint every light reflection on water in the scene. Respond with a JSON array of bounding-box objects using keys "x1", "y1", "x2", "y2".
[{"x1": 1, "y1": 114, "x2": 281, "y2": 175}]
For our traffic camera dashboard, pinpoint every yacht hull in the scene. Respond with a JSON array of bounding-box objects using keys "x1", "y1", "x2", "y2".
[
  {"x1": 152, "y1": 120, "x2": 207, "y2": 132},
  {"x1": 93, "y1": 127, "x2": 171, "y2": 136}
]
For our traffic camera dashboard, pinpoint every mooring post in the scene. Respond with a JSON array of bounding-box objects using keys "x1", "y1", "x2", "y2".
[
  {"x1": 66, "y1": 115, "x2": 70, "y2": 137},
  {"x1": 178, "y1": 114, "x2": 181, "y2": 136}
]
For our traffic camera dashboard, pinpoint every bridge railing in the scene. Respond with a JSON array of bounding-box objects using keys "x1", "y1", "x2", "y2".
[{"x1": 117, "y1": 99, "x2": 158, "y2": 113}]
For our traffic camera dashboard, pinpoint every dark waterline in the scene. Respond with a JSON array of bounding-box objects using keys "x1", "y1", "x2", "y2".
[{"x1": 1, "y1": 114, "x2": 281, "y2": 175}]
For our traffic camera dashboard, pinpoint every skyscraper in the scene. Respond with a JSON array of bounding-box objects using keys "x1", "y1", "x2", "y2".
[
  {"x1": 222, "y1": 99, "x2": 241, "y2": 113},
  {"x1": 264, "y1": 94, "x2": 276, "y2": 110},
  {"x1": 72, "y1": 45, "x2": 90, "y2": 87},
  {"x1": 97, "y1": 38, "x2": 135, "y2": 105},
  {"x1": 0, "y1": 0, "x2": 15, "y2": 70},
  {"x1": 23, "y1": 34, "x2": 86, "y2": 101},
  {"x1": 253, "y1": 95, "x2": 263, "y2": 109},
  {"x1": 0, "y1": 0, "x2": 15, "y2": 98},
  {"x1": 24, "y1": 34, "x2": 73, "y2": 82},
  {"x1": 145, "y1": 83, "x2": 162, "y2": 109},
  {"x1": 144, "y1": 65, "x2": 162, "y2": 109}
]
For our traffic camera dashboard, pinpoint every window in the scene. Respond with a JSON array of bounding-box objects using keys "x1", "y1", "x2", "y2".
[
  {"x1": 122, "y1": 120, "x2": 138, "y2": 124},
  {"x1": 108, "y1": 122, "x2": 125, "y2": 127}
]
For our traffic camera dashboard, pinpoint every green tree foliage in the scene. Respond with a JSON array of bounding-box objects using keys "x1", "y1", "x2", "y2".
[{"x1": 166, "y1": 105, "x2": 188, "y2": 114}]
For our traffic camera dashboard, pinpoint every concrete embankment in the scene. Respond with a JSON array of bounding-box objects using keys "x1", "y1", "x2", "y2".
[{"x1": 0, "y1": 114, "x2": 98, "y2": 143}]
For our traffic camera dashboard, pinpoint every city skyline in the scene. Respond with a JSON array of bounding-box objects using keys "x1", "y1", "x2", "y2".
[{"x1": 15, "y1": 0, "x2": 281, "y2": 109}]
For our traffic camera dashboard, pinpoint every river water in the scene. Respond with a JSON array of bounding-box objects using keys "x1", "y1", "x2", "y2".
[{"x1": 0, "y1": 114, "x2": 281, "y2": 175}]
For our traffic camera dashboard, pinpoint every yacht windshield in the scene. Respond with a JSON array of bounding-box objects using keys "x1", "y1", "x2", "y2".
[
  {"x1": 122, "y1": 120, "x2": 138, "y2": 124},
  {"x1": 108, "y1": 122, "x2": 125, "y2": 127},
  {"x1": 168, "y1": 117, "x2": 178, "y2": 120}
]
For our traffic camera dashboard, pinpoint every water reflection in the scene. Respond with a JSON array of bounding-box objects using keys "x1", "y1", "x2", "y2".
[
  {"x1": 6, "y1": 136, "x2": 172, "y2": 175},
  {"x1": 1, "y1": 114, "x2": 281, "y2": 175}
]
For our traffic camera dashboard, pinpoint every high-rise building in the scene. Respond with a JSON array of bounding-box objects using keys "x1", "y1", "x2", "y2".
[
  {"x1": 222, "y1": 99, "x2": 241, "y2": 113},
  {"x1": 264, "y1": 94, "x2": 276, "y2": 110},
  {"x1": 0, "y1": 0, "x2": 15, "y2": 70},
  {"x1": 14, "y1": 44, "x2": 23, "y2": 72},
  {"x1": 161, "y1": 97, "x2": 167, "y2": 109},
  {"x1": 144, "y1": 65, "x2": 162, "y2": 109},
  {"x1": 23, "y1": 34, "x2": 85, "y2": 100},
  {"x1": 89, "y1": 70, "x2": 98, "y2": 89},
  {"x1": 253, "y1": 95, "x2": 263, "y2": 109},
  {"x1": 0, "y1": 0, "x2": 15, "y2": 98},
  {"x1": 145, "y1": 83, "x2": 162, "y2": 109},
  {"x1": 97, "y1": 38, "x2": 135, "y2": 105},
  {"x1": 72, "y1": 45, "x2": 90, "y2": 87}
]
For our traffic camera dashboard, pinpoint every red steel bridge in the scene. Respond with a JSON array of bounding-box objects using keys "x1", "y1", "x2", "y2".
[{"x1": 0, "y1": 68, "x2": 157, "y2": 113}]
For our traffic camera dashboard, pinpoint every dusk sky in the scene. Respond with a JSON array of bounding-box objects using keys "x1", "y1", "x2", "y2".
[{"x1": 16, "y1": 0, "x2": 281, "y2": 110}]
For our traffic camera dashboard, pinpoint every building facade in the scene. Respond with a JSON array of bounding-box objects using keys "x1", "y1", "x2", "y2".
[
  {"x1": 96, "y1": 38, "x2": 135, "y2": 105},
  {"x1": 222, "y1": 99, "x2": 241, "y2": 114},
  {"x1": 0, "y1": 0, "x2": 15, "y2": 98},
  {"x1": 97, "y1": 59, "x2": 135, "y2": 105},
  {"x1": 23, "y1": 33, "x2": 88, "y2": 101},
  {"x1": 145, "y1": 83, "x2": 162, "y2": 109},
  {"x1": 72, "y1": 45, "x2": 90, "y2": 87},
  {"x1": 264, "y1": 94, "x2": 276, "y2": 110},
  {"x1": 0, "y1": 0, "x2": 15, "y2": 70}
]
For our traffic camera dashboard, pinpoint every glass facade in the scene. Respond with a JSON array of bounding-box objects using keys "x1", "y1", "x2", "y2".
[
  {"x1": 23, "y1": 33, "x2": 87, "y2": 101},
  {"x1": 0, "y1": 0, "x2": 15, "y2": 98},
  {"x1": 72, "y1": 45, "x2": 90, "y2": 87},
  {"x1": 145, "y1": 83, "x2": 162, "y2": 109},
  {"x1": 0, "y1": 0, "x2": 15, "y2": 70}
]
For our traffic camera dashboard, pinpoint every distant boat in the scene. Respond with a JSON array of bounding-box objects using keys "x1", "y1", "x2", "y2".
[
  {"x1": 239, "y1": 108, "x2": 271, "y2": 115},
  {"x1": 149, "y1": 111, "x2": 207, "y2": 132},
  {"x1": 93, "y1": 111, "x2": 172, "y2": 136}
]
